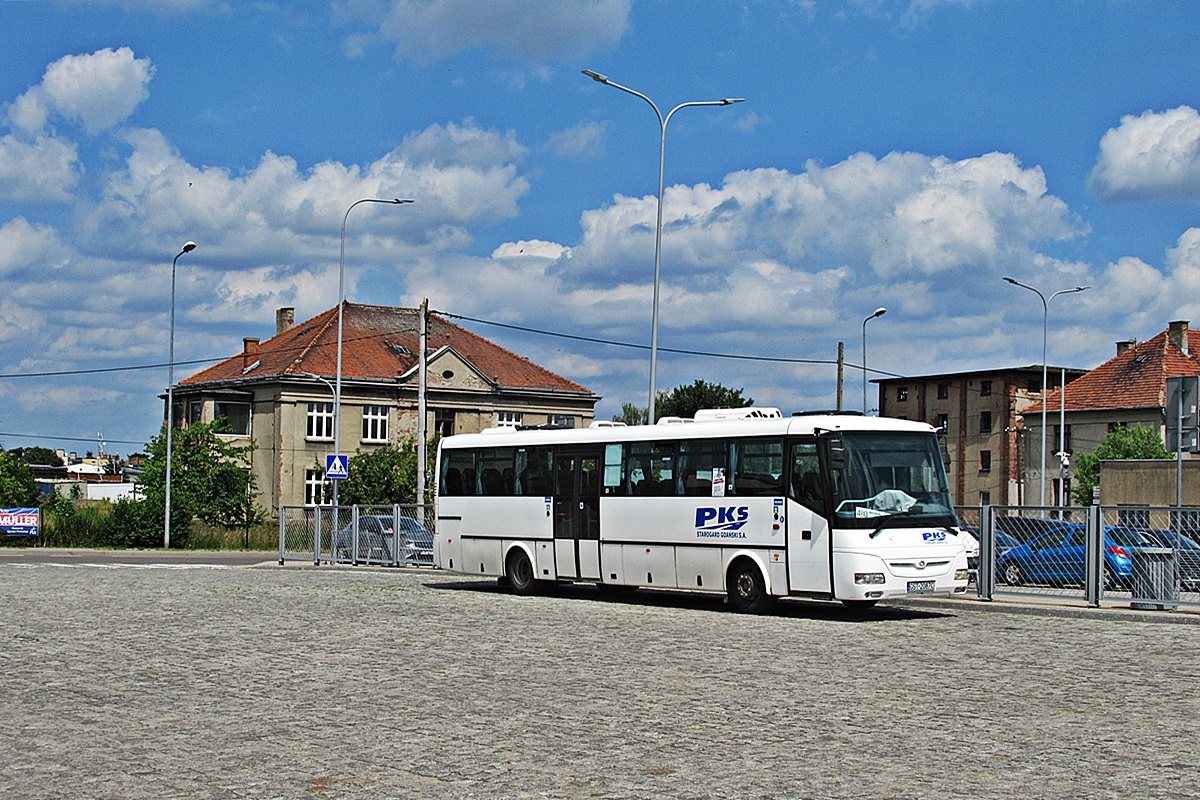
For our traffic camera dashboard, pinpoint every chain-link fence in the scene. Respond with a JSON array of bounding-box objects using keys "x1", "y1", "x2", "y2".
[
  {"x1": 279, "y1": 505, "x2": 433, "y2": 567},
  {"x1": 967, "y1": 505, "x2": 1199, "y2": 609}
]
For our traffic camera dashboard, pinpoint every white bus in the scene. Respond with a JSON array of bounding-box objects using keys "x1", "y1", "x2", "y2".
[{"x1": 434, "y1": 408, "x2": 971, "y2": 612}]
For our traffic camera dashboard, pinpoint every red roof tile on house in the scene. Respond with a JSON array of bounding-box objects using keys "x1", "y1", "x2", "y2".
[
  {"x1": 1039, "y1": 324, "x2": 1200, "y2": 413},
  {"x1": 180, "y1": 303, "x2": 592, "y2": 395}
]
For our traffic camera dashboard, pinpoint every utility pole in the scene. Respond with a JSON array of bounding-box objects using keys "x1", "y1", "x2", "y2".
[{"x1": 836, "y1": 342, "x2": 844, "y2": 411}]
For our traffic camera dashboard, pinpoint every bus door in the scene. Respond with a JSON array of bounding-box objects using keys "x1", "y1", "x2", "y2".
[
  {"x1": 786, "y1": 439, "x2": 832, "y2": 594},
  {"x1": 553, "y1": 447, "x2": 602, "y2": 580}
]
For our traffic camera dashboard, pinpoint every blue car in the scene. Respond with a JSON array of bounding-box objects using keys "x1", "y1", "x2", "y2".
[{"x1": 996, "y1": 525, "x2": 1158, "y2": 591}]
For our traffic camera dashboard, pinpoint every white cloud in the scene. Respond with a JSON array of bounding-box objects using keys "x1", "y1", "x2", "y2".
[
  {"x1": 6, "y1": 47, "x2": 154, "y2": 136},
  {"x1": 545, "y1": 122, "x2": 606, "y2": 160},
  {"x1": 0, "y1": 218, "x2": 74, "y2": 278},
  {"x1": 341, "y1": 0, "x2": 632, "y2": 63},
  {"x1": 0, "y1": 135, "x2": 80, "y2": 202},
  {"x1": 563, "y1": 150, "x2": 1081, "y2": 290},
  {"x1": 78, "y1": 119, "x2": 530, "y2": 263},
  {"x1": 1089, "y1": 106, "x2": 1200, "y2": 203}
]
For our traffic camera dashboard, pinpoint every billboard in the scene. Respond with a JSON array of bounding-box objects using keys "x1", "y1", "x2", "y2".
[{"x1": 0, "y1": 507, "x2": 39, "y2": 537}]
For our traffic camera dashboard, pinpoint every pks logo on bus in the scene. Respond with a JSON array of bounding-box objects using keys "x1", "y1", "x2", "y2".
[
  {"x1": 922, "y1": 531, "x2": 948, "y2": 543},
  {"x1": 695, "y1": 506, "x2": 750, "y2": 539}
]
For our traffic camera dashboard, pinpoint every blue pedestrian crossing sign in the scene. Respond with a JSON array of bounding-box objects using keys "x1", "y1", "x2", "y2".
[{"x1": 325, "y1": 454, "x2": 349, "y2": 480}]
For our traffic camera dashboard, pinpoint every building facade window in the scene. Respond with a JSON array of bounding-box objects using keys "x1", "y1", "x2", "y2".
[
  {"x1": 937, "y1": 413, "x2": 949, "y2": 432},
  {"x1": 188, "y1": 401, "x2": 204, "y2": 425},
  {"x1": 979, "y1": 411, "x2": 993, "y2": 434},
  {"x1": 980, "y1": 491, "x2": 991, "y2": 505},
  {"x1": 980, "y1": 380, "x2": 993, "y2": 396},
  {"x1": 362, "y1": 405, "x2": 389, "y2": 443},
  {"x1": 305, "y1": 469, "x2": 326, "y2": 505},
  {"x1": 307, "y1": 402, "x2": 334, "y2": 440},
  {"x1": 497, "y1": 411, "x2": 523, "y2": 426},
  {"x1": 1053, "y1": 424, "x2": 1074, "y2": 453},
  {"x1": 549, "y1": 415, "x2": 576, "y2": 428},
  {"x1": 980, "y1": 450, "x2": 992, "y2": 472},
  {"x1": 435, "y1": 408, "x2": 456, "y2": 438},
  {"x1": 896, "y1": 386, "x2": 909, "y2": 401},
  {"x1": 937, "y1": 383, "x2": 949, "y2": 399},
  {"x1": 214, "y1": 401, "x2": 251, "y2": 435}
]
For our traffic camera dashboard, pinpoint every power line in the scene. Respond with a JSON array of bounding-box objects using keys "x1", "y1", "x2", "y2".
[
  {"x1": 436, "y1": 310, "x2": 909, "y2": 376},
  {"x1": 0, "y1": 431, "x2": 148, "y2": 446}
]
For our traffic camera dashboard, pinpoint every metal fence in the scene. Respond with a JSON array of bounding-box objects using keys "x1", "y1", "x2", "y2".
[
  {"x1": 278, "y1": 504, "x2": 434, "y2": 567},
  {"x1": 962, "y1": 505, "x2": 1200, "y2": 610}
]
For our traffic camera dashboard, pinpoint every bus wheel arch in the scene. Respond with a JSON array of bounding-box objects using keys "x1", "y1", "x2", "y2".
[
  {"x1": 726, "y1": 556, "x2": 776, "y2": 614},
  {"x1": 505, "y1": 545, "x2": 539, "y2": 595}
]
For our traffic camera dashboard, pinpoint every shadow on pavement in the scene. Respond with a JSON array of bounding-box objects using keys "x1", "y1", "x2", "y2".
[{"x1": 426, "y1": 577, "x2": 952, "y2": 622}]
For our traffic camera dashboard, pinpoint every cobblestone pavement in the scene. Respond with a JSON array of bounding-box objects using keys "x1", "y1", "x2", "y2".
[{"x1": 2, "y1": 559, "x2": 1198, "y2": 799}]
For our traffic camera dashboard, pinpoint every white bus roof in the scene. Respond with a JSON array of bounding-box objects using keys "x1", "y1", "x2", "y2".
[{"x1": 441, "y1": 411, "x2": 937, "y2": 450}]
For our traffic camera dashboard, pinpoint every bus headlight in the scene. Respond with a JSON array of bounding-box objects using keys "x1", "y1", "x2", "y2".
[
  {"x1": 955, "y1": 569, "x2": 969, "y2": 581},
  {"x1": 854, "y1": 572, "x2": 886, "y2": 585}
]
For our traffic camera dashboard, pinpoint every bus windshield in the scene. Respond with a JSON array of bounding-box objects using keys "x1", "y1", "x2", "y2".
[{"x1": 829, "y1": 432, "x2": 957, "y2": 530}]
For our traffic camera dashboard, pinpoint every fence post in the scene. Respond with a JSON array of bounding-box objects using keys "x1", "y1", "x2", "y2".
[
  {"x1": 278, "y1": 507, "x2": 286, "y2": 565},
  {"x1": 1085, "y1": 504, "x2": 1102, "y2": 607},
  {"x1": 977, "y1": 504, "x2": 993, "y2": 601},
  {"x1": 314, "y1": 507, "x2": 322, "y2": 566}
]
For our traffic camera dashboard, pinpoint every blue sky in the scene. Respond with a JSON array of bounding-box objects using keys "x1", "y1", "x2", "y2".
[{"x1": 2, "y1": 0, "x2": 1200, "y2": 455}]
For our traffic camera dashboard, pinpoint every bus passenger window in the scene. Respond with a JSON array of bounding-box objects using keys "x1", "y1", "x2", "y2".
[{"x1": 789, "y1": 441, "x2": 824, "y2": 509}]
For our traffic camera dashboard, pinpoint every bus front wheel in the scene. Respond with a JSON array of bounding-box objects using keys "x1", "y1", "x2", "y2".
[
  {"x1": 506, "y1": 549, "x2": 538, "y2": 596},
  {"x1": 727, "y1": 560, "x2": 775, "y2": 614}
]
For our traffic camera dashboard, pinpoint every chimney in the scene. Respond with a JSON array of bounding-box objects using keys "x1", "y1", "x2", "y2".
[
  {"x1": 276, "y1": 307, "x2": 295, "y2": 336},
  {"x1": 1116, "y1": 340, "x2": 1135, "y2": 357},
  {"x1": 243, "y1": 337, "x2": 260, "y2": 370},
  {"x1": 1169, "y1": 320, "x2": 1189, "y2": 355}
]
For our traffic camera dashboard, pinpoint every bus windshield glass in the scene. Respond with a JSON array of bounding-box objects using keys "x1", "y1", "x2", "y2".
[{"x1": 829, "y1": 432, "x2": 957, "y2": 530}]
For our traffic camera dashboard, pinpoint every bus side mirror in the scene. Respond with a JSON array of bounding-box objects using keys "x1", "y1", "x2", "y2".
[{"x1": 827, "y1": 437, "x2": 846, "y2": 472}]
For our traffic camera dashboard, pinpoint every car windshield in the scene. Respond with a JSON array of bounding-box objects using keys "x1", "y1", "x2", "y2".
[{"x1": 830, "y1": 432, "x2": 957, "y2": 530}]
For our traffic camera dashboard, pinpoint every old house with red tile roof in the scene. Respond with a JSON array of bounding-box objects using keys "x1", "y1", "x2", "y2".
[
  {"x1": 1026, "y1": 320, "x2": 1200, "y2": 506},
  {"x1": 171, "y1": 303, "x2": 598, "y2": 513}
]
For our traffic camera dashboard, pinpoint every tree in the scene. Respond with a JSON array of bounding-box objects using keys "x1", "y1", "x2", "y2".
[
  {"x1": 338, "y1": 435, "x2": 441, "y2": 506},
  {"x1": 1071, "y1": 424, "x2": 1171, "y2": 505},
  {"x1": 13, "y1": 446, "x2": 63, "y2": 467},
  {"x1": 0, "y1": 450, "x2": 39, "y2": 506},
  {"x1": 137, "y1": 419, "x2": 264, "y2": 545},
  {"x1": 612, "y1": 403, "x2": 648, "y2": 426},
  {"x1": 654, "y1": 380, "x2": 752, "y2": 422}
]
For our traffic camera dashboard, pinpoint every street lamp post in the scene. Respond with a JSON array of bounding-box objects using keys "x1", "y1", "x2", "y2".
[
  {"x1": 582, "y1": 69, "x2": 743, "y2": 423},
  {"x1": 333, "y1": 198, "x2": 413, "y2": 513},
  {"x1": 1003, "y1": 277, "x2": 1090, "y2": 507},
  {"x1": 164, "y1": 240, "x2": 196, "y2": 549},
  {"x1": 862, "y1": 307, "x2": 886, "y2": 414}
]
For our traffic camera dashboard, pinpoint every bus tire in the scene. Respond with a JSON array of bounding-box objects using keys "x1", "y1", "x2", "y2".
[
  {"x1": 727, "y1": 559, "x2": 775, "y2": 614},
  {"x1": 506, "y1": 549, "x2": 538, "y2": 596}
]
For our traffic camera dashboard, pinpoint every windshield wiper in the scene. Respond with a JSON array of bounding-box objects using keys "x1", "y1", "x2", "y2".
[
  {"x1": 868, "y1": 510, "x2": 960, "y2": 542},
  {"x1": 869, "y1": 507, "x2": 919, "y2": 538}
]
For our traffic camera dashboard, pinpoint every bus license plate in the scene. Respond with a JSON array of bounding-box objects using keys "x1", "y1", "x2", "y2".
[{"x1": 907, "y1": 580, "x2": 936, "y2": 594}]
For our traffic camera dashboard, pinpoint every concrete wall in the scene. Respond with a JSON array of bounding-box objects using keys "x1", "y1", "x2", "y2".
[{"x1": 1100, "y1": 458, "x2": 1200, "y2": 506}]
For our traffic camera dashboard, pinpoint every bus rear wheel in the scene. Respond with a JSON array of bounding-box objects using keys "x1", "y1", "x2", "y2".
[
  {"x1": 506, "y1": 549, "x2": 538, "y2": 596},
  {"x1": 727, "y1": 560, "x2": 775, "y2": 614}
]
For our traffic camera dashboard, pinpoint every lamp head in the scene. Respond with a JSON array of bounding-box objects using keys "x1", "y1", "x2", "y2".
[
  {"x1": 720, "y1": 98, "x2": 745, "y2": 105},
  {"x1": 873, "y1": 307, "x2": 887, "y2": 318},
  {"x1": 390, "y1": 198, "x2": 415, "y2": 205},
  {"x1": 581, "y1": 69, "x2": 608, "y2": 84},
  {"x1": 181, "y1": 241, "x2": 196, "y2": 253},
  {"x1": 1003, "y1": 276, "x2": 1017, "y2": 285}
]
